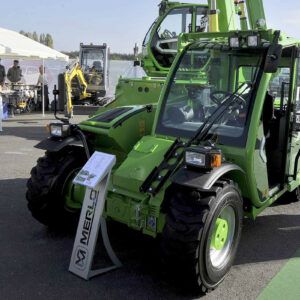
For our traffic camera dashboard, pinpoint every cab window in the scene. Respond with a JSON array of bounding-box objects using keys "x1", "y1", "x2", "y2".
[
  {"x1": 196, "y1": 7, "x2": 209, "y2": 32},
  {"x1": 268, "y1": 68, "x2": 290, "y2": 110},
  {"x1": 157, "y1": 7, "x2": 193, "y2": 39}
]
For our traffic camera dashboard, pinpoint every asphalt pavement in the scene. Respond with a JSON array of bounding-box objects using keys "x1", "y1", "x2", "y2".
[{"x1": 0, "y1": 113, "x2": 300, "y2": 300}]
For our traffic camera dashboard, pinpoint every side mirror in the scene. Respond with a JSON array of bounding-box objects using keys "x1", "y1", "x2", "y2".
[{"x1": 264, "y1": 44, "x2": 283, "y2": 73}]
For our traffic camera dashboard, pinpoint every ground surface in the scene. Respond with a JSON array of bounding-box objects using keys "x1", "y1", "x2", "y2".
[{"x1": 0, "y1": 113, "x2": 300, "y2": 300}]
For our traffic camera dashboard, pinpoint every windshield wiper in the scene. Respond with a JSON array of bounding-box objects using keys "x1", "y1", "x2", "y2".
[{"x1": 186, "y1": 82, "x2": 251, "y2": 148}]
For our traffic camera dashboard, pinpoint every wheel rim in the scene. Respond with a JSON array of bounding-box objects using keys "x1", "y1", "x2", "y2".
[{"x1": 209, "y1": 205, "x2": 236, "y2": 268}]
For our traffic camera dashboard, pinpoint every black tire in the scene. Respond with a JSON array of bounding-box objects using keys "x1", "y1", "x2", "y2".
[
  {"x1": 97, "y1": 90, "x2": 106, "y2": 98},
  {"x1": 161, "y1": 179, "x2": 243, "y2": 293},
  {"x1": 292, "y1": 186, "x2": 300, "y2": 202},
  {"x1": 26, "y1": 146, "x2": 86, "y2": 229}
]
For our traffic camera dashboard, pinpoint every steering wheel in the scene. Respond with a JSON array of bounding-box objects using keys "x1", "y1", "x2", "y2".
[
  {"x1": 210, "y1": 90, "x2": 246, "y2": 106},
  {"x1": 160, "y1": 29, "x2": 175, "y2": 39},
  {"x1": 210, "y1": 91, "x2": 231, "y2": 104}
]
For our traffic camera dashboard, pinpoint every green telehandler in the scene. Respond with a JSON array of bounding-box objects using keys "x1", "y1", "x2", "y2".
[{"x1": 26, "y1": 0, "x2": 300, "y2": 293}]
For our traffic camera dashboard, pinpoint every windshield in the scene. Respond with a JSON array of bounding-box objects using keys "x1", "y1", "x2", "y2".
[
  {"x1": 81, "y1": 48, "x2": 104, "y2": 73},
  {"x1": 156, "y1": 45, "x2": 264, "y2": 146},
  {"x1": 143, "y1": 20, "x2": 157, "y2": 47}
]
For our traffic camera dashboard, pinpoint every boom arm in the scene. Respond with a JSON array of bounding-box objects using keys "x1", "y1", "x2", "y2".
[
  {"x1": 210, "y1": 0, "x2": 267, "y2": 32},
  {"x1": 245, "y1": 0, "x2": 267, "y2": 30}
]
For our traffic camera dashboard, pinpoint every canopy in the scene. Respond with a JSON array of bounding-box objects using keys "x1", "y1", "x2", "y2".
[{"x1": 0, "y1": 27, "x2": 69, "y2": 61}]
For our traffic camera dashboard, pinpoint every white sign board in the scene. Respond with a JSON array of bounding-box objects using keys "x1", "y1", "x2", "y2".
[
  {"x1": 73, "y1": 151, "x2": 116, "y2": 189},
  {"x1": 69, "y1": 151, "x2": 122, "y2": 280}
]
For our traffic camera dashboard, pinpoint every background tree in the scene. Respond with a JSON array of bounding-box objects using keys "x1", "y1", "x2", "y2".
[
  {"x1": 39, "y1": 33, "x2": 45, "y2": 45},
  {"x1": 19, "y1": 31, "x2": 55, "y2": 48},
  {"x1": 45, "y1": 34, "x2": 54, "y2": 48},
  {"x1": 32, "y1": 32, "x2": 39, "y2": 42}
]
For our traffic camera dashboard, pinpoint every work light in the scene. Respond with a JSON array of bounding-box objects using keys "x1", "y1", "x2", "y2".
[
  {"x1": 49, "y1": 123, "x2": 70, "y2": 138},
  {"x1": 246, "y1": 34, "x2": 261, "y2": 47},
  {"x1": 229, "y1": 35, "x2": 242, "y2": 48},
  {"x1": 185, "y1": 146, "x2": 222, "y2": 169}
]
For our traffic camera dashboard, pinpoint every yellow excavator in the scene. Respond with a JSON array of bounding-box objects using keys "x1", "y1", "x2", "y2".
[
  {"x1": 63, "y1": 60, "x2": 91, "y2": 117},
  {"x1": 57, "y1": 43, "x2": 110, "y2": 117}
]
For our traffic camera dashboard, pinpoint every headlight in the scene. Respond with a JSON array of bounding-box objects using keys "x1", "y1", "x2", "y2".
[
  {"x1": 185, "y1": 146, "x2": 222, "y2": 169},
  {"x1": 246, "y1": 34, "x2": 261, "y2": 47},
  {"x1": 49, "y1": 123, "x2": 70, "y2": 137},
  {"x1": 185, "y1": 151, "x2": 206, "y2": 167},
  {"x1": 229, "y1": 35, "x2": 242, "y2": 48}
]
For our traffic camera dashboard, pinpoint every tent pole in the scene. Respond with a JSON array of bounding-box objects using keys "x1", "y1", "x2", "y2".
[{"x1": 42, "y1": 59, "x2": 45, "y2": 117}]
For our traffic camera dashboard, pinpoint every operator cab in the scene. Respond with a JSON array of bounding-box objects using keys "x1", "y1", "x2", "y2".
[
  {"x1": 79, "y1": 43, "x2": 109, "y2": 97},
  {"x1": 142, "y1": 4, "x2": 208, "y2": 70},
  {"x1": 155, "y1": 39, "x2": 300, "y2": 202}
]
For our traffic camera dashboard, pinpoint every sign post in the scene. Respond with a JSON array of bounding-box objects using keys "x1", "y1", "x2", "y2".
[{"x1": 69, "y1": 151, "x2": 122, "y2": 280}]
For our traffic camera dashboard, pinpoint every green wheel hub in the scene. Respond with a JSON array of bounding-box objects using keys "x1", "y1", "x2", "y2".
[{"x1": 211, "y1": 218, "x2": 229, "y2": 250}]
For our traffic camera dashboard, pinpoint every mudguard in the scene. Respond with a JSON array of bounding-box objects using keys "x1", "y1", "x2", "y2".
[
  {"x1": 171, "y1": 162, "x2": 245, "y2": 190},
  {"x1": 35, "y1": 136, "x2": 82, "y2": 152}
]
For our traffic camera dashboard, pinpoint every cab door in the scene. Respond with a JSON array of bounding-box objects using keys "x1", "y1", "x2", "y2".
[
  {"x1": 287, "y1": 47, "x2": 300, "y2": 180},
  {"x1": 253, "y1": 46, "x2": 296, "y2": 197},
  {"x1": 150, "y1": 6, "x2": 208, "y2": 69}
]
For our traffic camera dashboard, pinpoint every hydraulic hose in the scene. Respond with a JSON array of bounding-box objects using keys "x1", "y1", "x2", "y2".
[{"x1": 75, "y1": 127, "x2": 91, "y2": 159}]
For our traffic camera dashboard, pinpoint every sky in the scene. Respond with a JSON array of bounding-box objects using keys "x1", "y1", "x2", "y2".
[{"x1": 1, "y1": 0, "x2": 300, "y2": 54}]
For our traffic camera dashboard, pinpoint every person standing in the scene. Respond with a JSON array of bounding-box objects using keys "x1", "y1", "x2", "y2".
[
  {"x1": 0, "y1": 58, "x2": 6, "y2": 87},
  {"x1": 7, "y1": 60, "x2": 22, "y2": 83},
  {"x1": 36, "y1": 65, "x2": 49, "y2": 111}
]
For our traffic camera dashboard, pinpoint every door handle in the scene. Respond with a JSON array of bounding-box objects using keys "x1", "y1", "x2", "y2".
[{"x1": 260, "y1": 135, "x2": 267, "y2": 163}]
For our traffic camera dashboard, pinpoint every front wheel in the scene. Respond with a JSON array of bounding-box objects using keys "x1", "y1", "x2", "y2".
[
  {"x1": 161, "y1": 180, "x2": 243, "y2": 293},
  {"x1": 26, "y1": 146, "x2": 87, "y2": 229}
]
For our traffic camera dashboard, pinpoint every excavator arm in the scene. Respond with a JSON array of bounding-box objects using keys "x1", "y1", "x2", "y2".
[{"x1": 64, "y1": 61, "x2": 91, "y2": 117}]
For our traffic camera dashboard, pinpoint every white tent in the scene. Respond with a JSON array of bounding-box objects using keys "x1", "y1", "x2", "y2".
[
  {"x1": 0, "y1": 27, "x2": 68, "y2": 61},
  {"x1": 0, "y1": 27, "x2": 69, "y2": 119}
]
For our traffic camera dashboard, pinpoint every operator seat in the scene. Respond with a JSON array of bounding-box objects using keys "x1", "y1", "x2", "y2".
[{"x1": 92, "y1": 61, "x2": 103, "y2": 72}]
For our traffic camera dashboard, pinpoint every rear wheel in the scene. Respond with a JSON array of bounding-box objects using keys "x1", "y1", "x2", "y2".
[
  {"x1": 289, "y1": 186, "x2": 300, "y2": 202},
  {"x1": 161, "y1": 180, "x2": 243, "y2": 293},
  {"x1": 26, "y1": 146, "x2": 86, "y2": 229}
]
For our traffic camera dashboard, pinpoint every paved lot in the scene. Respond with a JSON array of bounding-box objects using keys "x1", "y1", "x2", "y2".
[{"x1": 0, "y1": 113, "x2": 300, "y2": 300}]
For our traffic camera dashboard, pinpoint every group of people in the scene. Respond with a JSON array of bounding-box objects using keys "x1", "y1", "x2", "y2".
[
  {"x1": 0, "y1": 59, "x2": 49, "y2": 110},
  {"x1": 0, "y1": 59, "x2": 23, "y2": 86}
]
